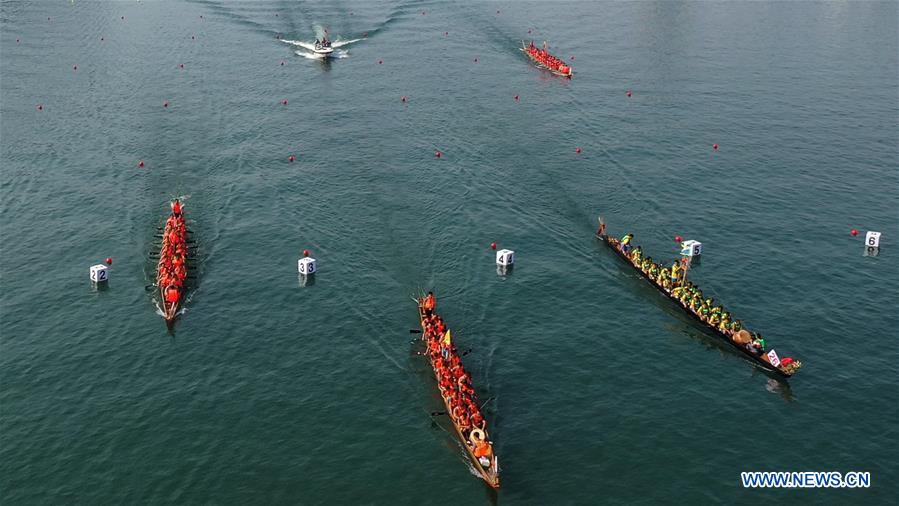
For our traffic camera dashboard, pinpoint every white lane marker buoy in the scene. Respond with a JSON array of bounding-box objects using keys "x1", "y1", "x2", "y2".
[
  {"x1": 298, "y1": 249, "x2": 316, "y2": 276},
  {"x1": 90, "y1": 264, "x2": 109, "y2": 284}
]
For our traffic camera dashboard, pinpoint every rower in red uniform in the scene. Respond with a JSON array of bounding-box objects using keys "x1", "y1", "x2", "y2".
[
  {"x1": 423, "y1": 291, "x2": 436, "y2": 313},
  {"x1": 171, "y1": 199, "x2": 182, "y2": 216},
  {"x1": 165, "y1": 285, "x2": 180, "y2": 303}
]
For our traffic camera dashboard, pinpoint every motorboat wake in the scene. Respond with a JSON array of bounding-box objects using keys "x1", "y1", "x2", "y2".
[{"x1": 281, "y1": 37, "x2": 364, "y2": 60}]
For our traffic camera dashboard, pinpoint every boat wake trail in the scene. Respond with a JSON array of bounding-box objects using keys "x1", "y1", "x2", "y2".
[{"x1": 281, "y1": 37, "x2": 364, "y2": 59}]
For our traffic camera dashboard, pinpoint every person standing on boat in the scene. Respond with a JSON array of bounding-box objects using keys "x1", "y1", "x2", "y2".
[{"x1": 423, "y1": 292, "x2": 436, "y2": 314}]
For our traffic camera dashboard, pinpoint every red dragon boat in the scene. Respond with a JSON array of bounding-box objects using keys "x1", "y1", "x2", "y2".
[
  {"x1": 521, "y1": 40, "x2": 572, "y2": 77},
  {"x1": 156, "y1": 200, "x2": 189, "y2": 323}
]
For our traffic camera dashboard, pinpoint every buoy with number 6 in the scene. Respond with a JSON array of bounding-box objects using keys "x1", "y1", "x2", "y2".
[
  {"x1": 850, "y1": 229, "x2": 859, "y2": 236},
  {"x1": 864, "y1": 231, "x2": 882, "y2": 248}
]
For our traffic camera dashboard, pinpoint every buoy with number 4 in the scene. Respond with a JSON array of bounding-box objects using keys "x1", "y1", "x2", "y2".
[{"x1": 496, "y1": 248, "x2": 515, "y2": 266}]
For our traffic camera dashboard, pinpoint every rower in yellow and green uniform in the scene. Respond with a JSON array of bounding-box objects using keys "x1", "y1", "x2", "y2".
[
  {"x1": 670, "y1": 261, "x2": 681, "y2": 286},
  {"x1": 620, "y1": 233, "x2": 634, "y2": 254}
]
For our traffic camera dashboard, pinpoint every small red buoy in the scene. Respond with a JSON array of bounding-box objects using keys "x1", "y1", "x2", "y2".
[
  {"x1": 282, "y1": 99, "x2": 288, "y2": 105},
  {"x1": 674, "y1": 235, "x2": 683, "y2": 243},
  {"x1": 490, "y1": 242, "x2": 497, "y2": 250},
  {"x1": 105, "y1": 257, "x2": 113, "y2": 265},
  {"x1": 303, "y1": 249, "x2": 310, "y2": 257},
  {"x1": 434, "y1": 150, "x2": 443, "y2": 158},
  {"x1": 401, "y1": 96, "x2": 407, "y2": 102},
  {"x1": 712, "y1": 144, "x2": 719, "y2": 151},
  {"x1": 37, "y1": 104, "x2": 43, "y2": 111},
  {"x1": 138, "y1": 160, "x2": 145, "y2": 168},
  {"x1": 163, "y1": 101, "x2": 169, "y2": 108},
  {"x1": 851, "y1": 229, "x2": 859, "y2": 237},
  {"x1": 575, "y1": 147, "x2": 582, "y2": 154},
  {"x1": 626, "y1": 90, "x2": 632, "y2": 97},
  {"x1": 514, "y1": 95, "x2": 519, "y2": 101},
  {"x1": 288, "y1": 155, "x2": 296, "y2": 163}
]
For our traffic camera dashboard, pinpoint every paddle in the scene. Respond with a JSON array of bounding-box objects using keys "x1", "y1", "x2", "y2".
[
  {"x1": 431, "y1": 396, "x2": 493, "y2": 419},
  {"x1": 409, "y1": 329, "x2": 422, "y2": 334}
]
